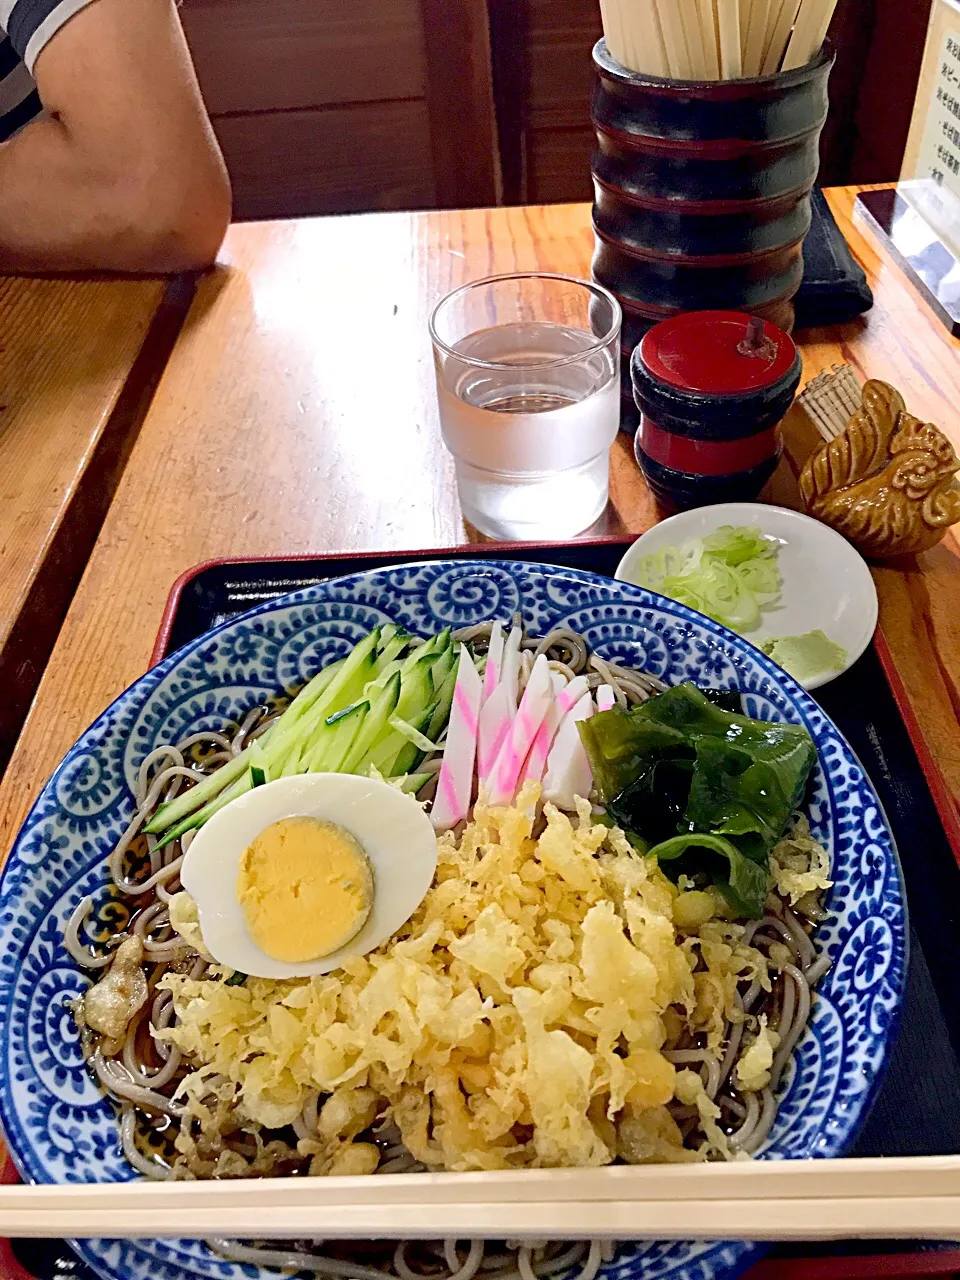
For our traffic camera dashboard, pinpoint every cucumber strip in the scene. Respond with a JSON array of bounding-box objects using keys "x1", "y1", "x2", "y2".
[
  {"x1": 323, "y1": 706, "x2": 368, "y2": 772},
  {"x1": 305, "y1": 701, "x2": 368, "y2": 772},
  {"x1": 375, "y1": 656, "x2": 443, "y2": 775},
  {"x1": 288, "y1": 646, "x2": 376, "y2": 734},
  {"x1": 389, "y1": 744, "x2": 422, "y2": 778},
  {"x1": 399, "y1": 631, "x2": 449, "y2": 675},
  {"x1": 341, "y1": 671, "x2": 401, "y2": 773},
  {"x1": 262, "y1": 639, "x2": 378, "y2": 765},
  {"x1": 220, "y1": 632, "x2": 377, "y2": 781},
  {"x1": 221, "y1": 664, "x2": 344, "y2": 797},
  {"x1": 249, "y1": 739, "x2": 268, "y2": 787},
  {"x1": 278, "y1": 657, "x2": 344, "y2": 725},
  {"x1": 284, "y1": 699, "x2": 367, "y2": 775},
  {"x1": 368, "y1": 659, "x2": 403, "y2": 689},
  {"x1": 364, "y1": 635, "x2": 444, "y2": 705},
  {"x1": 157, "y1": 772, "x2": 254, "y2": 847},
  {"x1": 427, "y1": 627, "x2": 453, "y2": 652},
  {"x1": 426, "y1": 662, "x2": 459, "y2": 742},
  {"x1": 388, "y1": 716, "x2": 439, "y2": 753},
  {"x1": 429, "y1": 645, "x2": 457, "y2": 693},
  {"x1": 238, "y1": 658, "x2": 346, "y2": 779},
  {"x1": 372, "y1": 704, "x2": 434, "y2": 777},
  {"x1": 146, "y1": 628, "x2": 380, "y2": 836},
  {"x1": 283, "y1": 627, "x2": 379, "y2": 726},
  {"x1": 396, "y1": 654, "x2": 440, "y2": 721},
  {"x1": 145, "y1": 750, "x2": 249, "y2": 834},
  {"x1": 279, "y1": 725, "x2": 316, "y2": 776},
  {"x1": 366, "y1": 728, "x2": 409, "y2": 778},
  {"x1": 371, "y1": 632, "x2": 410, "y2": 679},
  {"x1": 325, "y1": 699, "x2": 366, "y2": 726},
  {"x1": 269, "y1": 734, "x2": 306, "y2": 779},
  {"x1": 392, "y1": 772, "x2": 432, "y2": 795}
]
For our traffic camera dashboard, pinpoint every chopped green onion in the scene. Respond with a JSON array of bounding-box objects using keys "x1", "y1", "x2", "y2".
[{"x1": 634, "y1": 524, "x2": 782, "y2": 635}]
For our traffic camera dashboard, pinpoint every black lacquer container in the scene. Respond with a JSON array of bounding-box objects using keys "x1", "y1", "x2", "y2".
[
  {"x1": 590, "y1": 39, "x2": 833, "y2": 429},
  {"x1": 631, "y1": 310, "x2": 802, "y2": 509}
]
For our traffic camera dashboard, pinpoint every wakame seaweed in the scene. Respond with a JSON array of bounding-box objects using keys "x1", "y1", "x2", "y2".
[
  {"x1": 699, "y1": 688, "x2": 743, "y2": 714},
  {"x1": 578, "y1": 683, "x2": 816, "y2": 917}
]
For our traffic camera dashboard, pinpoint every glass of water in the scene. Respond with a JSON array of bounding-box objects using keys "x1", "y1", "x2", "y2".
[{"x1": 429, "y1": 273, "x2": 622, "y2": 540}]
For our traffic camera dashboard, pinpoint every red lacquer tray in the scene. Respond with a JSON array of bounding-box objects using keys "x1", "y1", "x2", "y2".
[{"x1": 3, "y1": 539, "x2": 959, "y2": 1280}]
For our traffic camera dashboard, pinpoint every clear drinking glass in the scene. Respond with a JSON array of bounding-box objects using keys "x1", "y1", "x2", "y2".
[{"x1": 429, "y1": 273, "x2": 622, "y2": 540}]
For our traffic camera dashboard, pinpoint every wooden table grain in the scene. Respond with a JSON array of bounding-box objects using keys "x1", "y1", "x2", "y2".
[
  {"x1": 0, "y1": 272, "x2": 190, "y2": 771},
  {"x1": 0, "y1": 188, "x2": 958, "y2": 863}
]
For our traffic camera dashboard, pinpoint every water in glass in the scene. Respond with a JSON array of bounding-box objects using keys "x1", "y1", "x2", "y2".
[{"x1": 435, "y1": 320, "x2": 620, "y2": 539}]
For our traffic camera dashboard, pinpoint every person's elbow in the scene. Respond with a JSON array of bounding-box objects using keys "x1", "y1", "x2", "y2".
[
  {"x1": 109, "y1": 149, "x2": 232, "y2": 273},
  {"x1": 166, "y1": 158, "x2": 232, "y2": 272}
]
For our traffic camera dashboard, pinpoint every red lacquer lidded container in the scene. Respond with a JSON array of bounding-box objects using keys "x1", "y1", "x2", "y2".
[{"x1": 630, "y1": 310, "x2": 802, "y2": 510}]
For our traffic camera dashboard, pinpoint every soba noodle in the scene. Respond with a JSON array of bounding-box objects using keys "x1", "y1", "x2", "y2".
[{"x1": 67, "y1": 619, "x2": 830, "y2": 1278}]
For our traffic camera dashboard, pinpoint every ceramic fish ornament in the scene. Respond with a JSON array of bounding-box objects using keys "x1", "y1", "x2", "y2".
[{"x1": 799, "y1": 376, "x2": 960, "y2": 559}]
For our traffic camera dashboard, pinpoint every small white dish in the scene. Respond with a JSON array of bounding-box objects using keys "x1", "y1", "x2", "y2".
[{"x1": 616, "y1": 502, "x2": 878, "y2": 691}]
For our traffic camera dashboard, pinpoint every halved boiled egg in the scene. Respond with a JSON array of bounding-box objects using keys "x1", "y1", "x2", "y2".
[{"x1": 180, "y1": 774, "x2": 437, "y2": 979}]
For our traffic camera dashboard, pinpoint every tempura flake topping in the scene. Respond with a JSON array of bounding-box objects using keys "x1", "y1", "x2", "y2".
[{"x1": 161, "y1": 785, "x2": 791, "y2": 1176}]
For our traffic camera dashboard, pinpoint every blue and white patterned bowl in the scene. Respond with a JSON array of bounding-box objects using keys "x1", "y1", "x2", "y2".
[{"x1": 0, "y1": 560, "x2": 907, "y2": 1280}]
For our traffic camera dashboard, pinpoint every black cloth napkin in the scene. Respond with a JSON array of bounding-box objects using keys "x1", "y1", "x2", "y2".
[{"x1": 794, "y1": 186, "x2": 874, "y2": 328}]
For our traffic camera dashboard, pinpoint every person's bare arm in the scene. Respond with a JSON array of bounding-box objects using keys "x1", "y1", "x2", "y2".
[{"x1": 0, "y1": 0, "x2": 231, "y2": 273}]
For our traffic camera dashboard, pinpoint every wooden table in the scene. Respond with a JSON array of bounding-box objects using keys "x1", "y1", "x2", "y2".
[
  {"x1": 0, "y1": 187, "x2": 959, "y2": 864},
  {"x1": 0, "y1": 273, "x2": 192, "y2": 771}
]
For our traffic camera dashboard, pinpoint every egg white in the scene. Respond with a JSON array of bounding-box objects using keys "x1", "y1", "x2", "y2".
[{"x1": 180, "y1": 774, "x2": 438, "y2": 979}]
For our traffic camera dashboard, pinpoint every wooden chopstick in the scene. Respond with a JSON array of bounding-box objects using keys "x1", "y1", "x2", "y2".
[
  {"x1": 781, "y1": 0, "x2": 834, "y2": 70},
  {"x1": 635, "y1": 0, "x2": 671, "y2": 77},
  {"x1": 655, "y1": 0, "x2": 694, "y2": 76},
  {"x1": 742, "y1": 0, "x2": 771, "y2": 74},
  {"x1": 805, "y1": 0, "x2": 837, "y2": 66},
  {"x1": 5, "y1": 1157, "x2": 959, "y2": 1204},
  {"x1": 738, "y1": 0, "x2": 755, "y2": 58},
  {"x1": 1, "y1": 1195, "x2": 958, "y2": 1242},
  {"x1": 757, "y1": 0, "x2": 784, "y2": 68},
  {"x1": 1, "y1": 1158, "x2": 958, "y2": 1240},
  {"x1": 678, "y1": 0, "x2": 709, "y2": 77},
  {"x1": 599, "y1": 0, "x2": 628, "y2": 65},
  {"x1": 716, "y1": 0, "x2": 743, "y2": 76},
  {"x1": 698, "y1": 0, "x2": 721, "y2": 77},
  {"x1": 620, "y1": 1, "x2": 641, "y2": 70},
  {"x1": 599, "y1": 0, "x2": 830, "y2": 77},
  {"x1": 759, "y1": 0, "x2": 801, "y2": 73}
]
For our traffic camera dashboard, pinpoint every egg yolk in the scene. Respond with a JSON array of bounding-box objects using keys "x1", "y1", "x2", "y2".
[{"x1": 237, "y1": 816, "x2": 373, "y2": 963}]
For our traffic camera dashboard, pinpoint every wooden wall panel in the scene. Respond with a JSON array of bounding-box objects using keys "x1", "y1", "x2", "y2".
[
  {"x1": 180, "y1": 0, "x2": 427, "y2": 116},
  {"x1": 488, "y1": 0, "x2": 529, "y2": 201},
  {"x1": 179, "y1": 0, "x2": 500, "y2": 219},
  {"x1": 526, "y1": 0, "x2": 601, "y2": 130},
  {"x1": 859, "y1": 0, "x2": 936, "y2": 182},
  {"x1": 522, "y1": 0, "x2": 600, "y2": 202},
  {"x1": 420, "y1": 0, "x2": 502, "y2": 206},
  {"x1": 815, "y1": 0, "x2": 875, "y2": 185},
  {"x1": 526, "y1": 127, "x2": 595, "y2": 205},
  {"x1": 213, "y1": 102, "x2": 437, "y2": 221}
]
